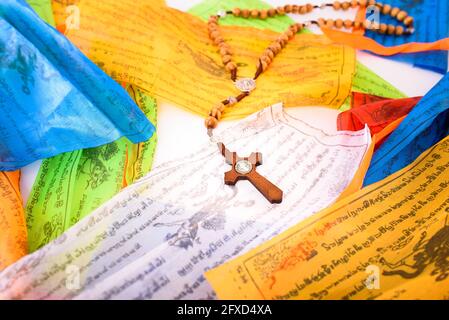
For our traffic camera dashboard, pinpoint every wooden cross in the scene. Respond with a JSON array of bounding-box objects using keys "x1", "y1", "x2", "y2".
[{"x1": 218, "y1": 143, "x2": 283, "y2": 204}]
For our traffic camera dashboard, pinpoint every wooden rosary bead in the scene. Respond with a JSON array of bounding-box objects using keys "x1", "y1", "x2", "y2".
[
  {"x1": 280, "y1": 33, "x2": 289, "y2": 41},
  {"x1": 341, "y1": 2, "x2": 351, "y2": 10},
  {"x1": 220, "y1": 47, "x2": 231, "y2": 56},
  {"x1": 317, "y1": 18, "x2": 326, "y2": 27},
  {"x1": 387, "y1": 24, "x2": 396, "y2": 35},
  {"x1": 214, "y1": 36, "x2": 224, "y2": 45},
  {"x1": 284, "y1": 4, "x2": 292, "y2": 13},
  {"x1": 395, "y1": 25, "x2": 404, "y2": 36},
  {"x1": 222, "y1": 54, "x2": 232, "y2": 65},
  {"x1": 344, "y1": 19, "x2": 353, "y2": 28},
  {"x1": 277, "y1": 35, "x2": 287, "y2": 48},
  {"x1": 278, "y1": 36, "x2": 287, "y2": 47},
  {"x1": 218, "y1": 41, "x2": 230, "y2": 48},
  {"x1": 251, "y1": 9, "x2": 259, "y2": 18},
  {"x1": 208, "y1": 20, "x2": 217, "y2": 27},
  {"x1": 382, "y1": 4, "x2": 391, "y2": 14},
  {"x1": 206, "y1": 2, "x2": 414, "y2": 133},
  {"x1": 265, "y1": 48, "x2": 274, "y2": 59},
  {"x1": 390, "y1": 7, "x2": 400, "y2": 18},
  {"x1": 289, "y1": 23, "x2": 299, "y2": 33},
  {"x1": 335, "y1": 19, "x2": 344, "y2": 28},
  {"x1": 285, "y1": 29, "x2": 294, "y2": 39},
  {"x1": 208, "y1": 29, "x2": 217, "y2": 38},
  {"x1": 404, "y1": 16, "x2": 414, "y2": 27},
  {"x1": 396, "y1": 10, "x2": 408, "y2": 21},
  {"x1": 210, "y1": 107, "x2": 222, "y2": 120},
  {"x1": 270, "y1": 42, "x2": 282, "y2": 54},
  {"x1": 225, "y1": 61, "x2": 236, "y2": 72},
  {"x1": 209, "y1": 30, "x2": 220, "y2": 40},
  {"x1": 260, "y1": 54, "x2": 271, "y2": 64},
  {"x1": 276, "y1": 7, "x2": 285, "y2": 15},
  {"x1": 354, "y1": 20, "x2": 363, "y2": 29},
  {"x1": 267, "y1": 44, "x2": 277, "y2": 55},
  {"x1": 218, "y1": 103, "x2": 226, "y2": 112},
  {"x1": 273, "y1": 38, "x2": 283, "y2": 50},
  {"x1": 208, "y1": 16, "x2": 218, "y2": 23},
  {"x1": 258, "y1": 59, "x2": 268, "y2": 71},
  {"x1": 205, "y1": 116, "x2": 218, "y2": 129}
]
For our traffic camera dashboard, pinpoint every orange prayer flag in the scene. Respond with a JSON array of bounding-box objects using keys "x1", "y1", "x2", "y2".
[
  {"x1": 0, "y1": 171, "x2": 27, "y2": 271},
  {"x1": 321, "y1": 26, "x2": 449, "y2": 56}
]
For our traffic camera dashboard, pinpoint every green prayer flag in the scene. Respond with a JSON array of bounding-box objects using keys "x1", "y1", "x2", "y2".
[
  {"x1": 26, "y1": 86, "x2": 157, "y2": 252},
  {"x1": 25, "y1": 0, "x2": 56, "y2": 26}
]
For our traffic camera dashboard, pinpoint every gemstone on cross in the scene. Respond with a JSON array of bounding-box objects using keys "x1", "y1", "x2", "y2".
[{"x1": 218, "y1": 143, "x2": 283, "y2": 204}]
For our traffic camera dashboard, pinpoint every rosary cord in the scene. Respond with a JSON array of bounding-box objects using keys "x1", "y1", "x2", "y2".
[{"x1": 205, "y1": 0, "x2": 415, "y2": 133}]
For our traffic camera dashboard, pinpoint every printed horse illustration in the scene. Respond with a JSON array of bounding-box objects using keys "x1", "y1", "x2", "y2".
[
  {"x1": 153, "y1": 188, "x2": 238, "y2": 249},
  {"x1": 154, "y1": 211, "x2": 226, "y2": 249}
]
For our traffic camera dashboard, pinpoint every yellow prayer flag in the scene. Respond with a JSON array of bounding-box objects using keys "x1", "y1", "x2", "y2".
[
  {"x1": 206, "y1": 135, "x2": 449, "y2": 300},
  {"x1": 62, "y1": 0, "x2": 355, "y2": 120}
]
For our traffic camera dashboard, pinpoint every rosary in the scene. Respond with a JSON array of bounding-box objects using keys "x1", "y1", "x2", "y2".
[{"x1": 205, "y1": 1, "x2": 415, "y2": 204}]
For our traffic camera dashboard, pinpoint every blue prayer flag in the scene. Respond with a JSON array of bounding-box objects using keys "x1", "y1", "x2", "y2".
[{"x1": 0, "y1": 0, "x2": 155, "y2": 171}]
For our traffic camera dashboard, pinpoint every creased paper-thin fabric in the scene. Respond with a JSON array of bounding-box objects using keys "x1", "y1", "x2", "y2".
[
  {"x1": 188, "y1": 0, "x2": 406, "y2": 113},
  {"x1": 0, "y1": 171, "x2": 27, "y2": 271},
  {"x1": 63, "y1": 0, "x2": 355, "y2": 119},
  {"x1": 337, "y1": 94, "x2": 421, "y2": 135},
  {"x1": 321, "y1": 0, "x2": 449, "y2": 74},
  {"x1": 0, "y1": 0, "x2": 53, "y2": 271},
  {"x1": 365, "y1": 0, "x2": 449, "y2": 74},
  {"x1": 25, "y1": 86, "x2": 158, "y2": 252},
  {"x1": 0, "y1": 0, "x2": 155, "y2": 171},
  {"x1": 25, "y1": 0, "x2": 55, "y2": 26},
  {"x1": 364, "y1": 72, "x2": 449, "y2": 186}
]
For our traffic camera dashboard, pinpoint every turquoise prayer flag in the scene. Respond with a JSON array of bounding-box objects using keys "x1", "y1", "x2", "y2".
[{"x1": 0, "y1": 0, "x2": 155, "y2": 171}]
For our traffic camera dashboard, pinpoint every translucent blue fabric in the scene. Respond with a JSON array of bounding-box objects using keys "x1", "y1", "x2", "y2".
[
  {"x1": 0, "y1": 0, "x2": 155, "y2": 171},
  {"x1": 366, "y1": 0, "x2": 449, "y2": 74},
  {"x1": 364, "y1": 72, "x2": 449, "y2": 186}
]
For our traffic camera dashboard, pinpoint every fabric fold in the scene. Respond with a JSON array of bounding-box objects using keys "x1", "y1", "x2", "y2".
[
  {"x1": 0, "y1": 171, "x2": 27, "y2": 271},
  {"x1": 0, "y1": 0, "x2": 155, "y2": 171}
]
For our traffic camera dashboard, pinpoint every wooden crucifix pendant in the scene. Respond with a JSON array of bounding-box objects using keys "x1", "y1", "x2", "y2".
[{"x1": 218, "y1": 143, "x2": 283, "y2": 204}]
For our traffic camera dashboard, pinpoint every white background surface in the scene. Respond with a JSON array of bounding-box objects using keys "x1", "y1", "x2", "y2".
[{"x1": 20, "y1": 0, "x2": 447, "y2": 204}]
